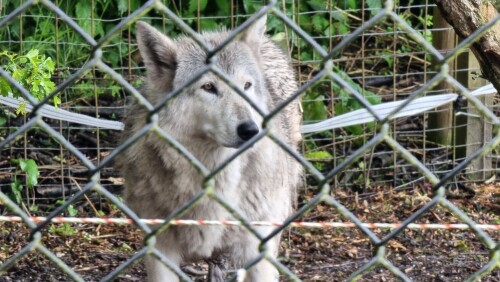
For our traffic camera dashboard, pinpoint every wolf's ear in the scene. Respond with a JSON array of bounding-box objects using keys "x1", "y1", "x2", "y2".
[
  {"x1": 240, "y1": 15, "x2": 267, "y2": 47},
  {"x1": 136, "y1": 21, "x2": 177, "y2": 90}
]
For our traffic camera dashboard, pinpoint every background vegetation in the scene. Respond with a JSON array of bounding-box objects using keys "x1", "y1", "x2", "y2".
[{"x1": 0, "y1": 0, "x2": 436, "y2": 209}]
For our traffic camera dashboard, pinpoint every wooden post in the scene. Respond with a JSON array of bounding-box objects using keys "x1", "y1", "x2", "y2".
[
  {"x1": 428, "y1": 9, "x2": 456, "y2": 145},
  {"x1": 456, "y1": 51, "x2": 492, "y2": 180}
]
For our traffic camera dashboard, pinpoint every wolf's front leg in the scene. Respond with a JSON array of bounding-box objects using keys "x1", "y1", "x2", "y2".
[
  {"x1": 145, "y1": 247, "x2": 183, "y2": 282},
  {"x1": 231, "y1": 228, "x2": 281, "y2": 282},
  {"x1": 246, "y1": 258, "x2": 279, "y2": 282}
]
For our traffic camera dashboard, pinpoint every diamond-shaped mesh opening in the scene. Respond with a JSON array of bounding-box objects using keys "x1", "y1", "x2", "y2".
[{"x1": 1, "y1": 0, "x2": 500, "y2": 281}]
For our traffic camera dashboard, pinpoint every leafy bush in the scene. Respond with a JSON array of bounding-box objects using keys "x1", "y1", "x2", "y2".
[{"x1": 0, "y1": 49, "x2": 58, "y2": 114}]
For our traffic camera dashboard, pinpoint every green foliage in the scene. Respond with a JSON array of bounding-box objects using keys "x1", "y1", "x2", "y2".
[
  {"x1": 56, "y1": 200, "x2": 79, "y2": 217},
  {"x1": 332, "y1": 68, "x2": 381, "y2": 135},
  {"x1": 0, "y1": 50, "x2": 58, "y2": 114},
  {"x1": 187, "y1": 0, "x2": 208, "y2": 15},
  {"x1": 302, "y1": 67, "x2": 381, "y2": 135},
  {"x1": 304, "y1": 150, "x2": 333, "y2": 170},
  {"x1": 119, "y1": 242, "x2": 135, "y2": 253},
  {"x1": 49, "y1": 223, "x2": 78, "y2": 236},
  {"x1": 70, "y1": 73, "x2": 123, "y2": 99},
  {"x1": 10, "y1": 179, "x2": 23, "y2": 207},
  {"x1": 9, "y1": 158, "x2": 40, "y2": 206},
  {"x1": 366, "y1": 0, "x2": 382, "y2": 15},
  {"x1": 0, "y1": 115, "x2": 6, "y2": 127},
  {"x1": 303, "y1": 90, "x2": 328, "y2": 123},
  {"x1": 67, "y1": 205, "x2": 78, "y2": 216},
  {"x1": 305, "y1": 151, "x2": 334, "y2": 160},
  {"x1": 47, "y1": 201, "x2": 79, "y2": 235},
  {"x1": 295, "y1": 0, "x2": 431, "y2": 140}
]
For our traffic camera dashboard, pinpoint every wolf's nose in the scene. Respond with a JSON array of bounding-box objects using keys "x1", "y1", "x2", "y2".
[{"x1": 237, "y1": 121, "x2": 259, "y2": 141}]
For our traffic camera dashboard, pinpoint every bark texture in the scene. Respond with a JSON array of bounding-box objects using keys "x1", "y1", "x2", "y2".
[{"x1": 435, "y1": 0, "x2": 500, "y2": 92}]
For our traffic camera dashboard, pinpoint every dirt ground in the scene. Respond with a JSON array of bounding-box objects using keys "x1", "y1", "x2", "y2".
[{"x1": 0, "y1": 183, "x2": 498, "y2": 282}]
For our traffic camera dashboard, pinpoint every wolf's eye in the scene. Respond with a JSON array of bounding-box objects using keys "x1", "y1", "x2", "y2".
[
  {"x1": 201, "y1": 83, "x2": 217, "y2": 94},
  {"x1": 244, "y1": 82, "x2": 252, "y2": 90}
]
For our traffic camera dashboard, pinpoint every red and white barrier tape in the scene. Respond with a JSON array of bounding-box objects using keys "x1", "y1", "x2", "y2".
[{"x1": 0, "y1": 216, "x2": 499, "y2": 230}]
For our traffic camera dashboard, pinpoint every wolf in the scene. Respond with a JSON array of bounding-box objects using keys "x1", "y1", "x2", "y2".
[{"x1": 118, "y1": 15, "x2": 302, "y2": 282}]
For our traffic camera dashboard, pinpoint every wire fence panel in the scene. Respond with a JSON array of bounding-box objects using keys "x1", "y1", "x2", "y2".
[{"x1": 0, "y1": 0, "x2": 499, "y2": 281}]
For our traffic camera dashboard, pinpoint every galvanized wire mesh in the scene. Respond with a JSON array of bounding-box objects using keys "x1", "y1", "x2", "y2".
[{"x1": 0, "y1": 0, "x2": 499, "y2": 281}]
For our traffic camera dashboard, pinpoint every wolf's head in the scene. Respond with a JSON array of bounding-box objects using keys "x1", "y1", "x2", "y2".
[{"x1": 135, "y1": 17, "x2": 271, "y2": 149}]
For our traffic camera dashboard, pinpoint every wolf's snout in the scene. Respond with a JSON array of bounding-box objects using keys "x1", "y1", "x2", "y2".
[{"x1": 237, "y1": 121, "x2": 259, "y2": 141}]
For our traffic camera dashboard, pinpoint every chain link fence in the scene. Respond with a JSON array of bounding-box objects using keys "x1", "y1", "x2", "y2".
[{"x1": 0, "y1": 0, "x2": 499, "y2": 281}]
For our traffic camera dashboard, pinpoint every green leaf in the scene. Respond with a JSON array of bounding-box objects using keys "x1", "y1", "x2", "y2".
[
  {"x1": 67, "y1": 205, "x2": 78, "y2": 217},
  {"x1": 76, "y1": 2, "x2": 93, "y2": 35},
  {"x1": 345, "y1": 125, "x2": 364, "y2": 135},
  {"x1": 365, "y1": 91, "x2": 381, "y2": 105},
  {"x1": 199, "y1": 19, "x2": 218, "y2": 30},
  {"x1": 0, "y1": 50, "x2": 9, "y2": 57},
  {"x1": 242, "y1": 0, "x2": 261, "y2": 14},
  {"x1": 19, "y1": 159, "x2": 40, "y2": 188},
  {"x1": 116, "y1": 0, "x2": 128, "y2": 15},
  {"x1": 53, "y1": 95, "x2": 61, "y2": 108},
  {"x1": 0, "y1": 78, "x2": 13, "y2": 96},
  {"x1": 10, "y1": 179, "x2": 23, "y2": 205},
  {"x1": 305, "y1": 151, "x2": 333, "y2": 160},
  {"x1": 312, "y1": 15, "x2": 325, "y2": 33},
  {"x1": 49, "y1": 223, "x2": 77, "y2": 236},
  {"x1": 26, "y1": 49, "x2": 39, "y2": 59},
  {"x1": 109, "y1": 85, "x2": 121, "y2": 97},
  {"x1": 187, "y1": 0, "x2": 208, "y2": 15},
  {"x1": 307, "y1": 0, "x2": 325, "y2": 11},
  {"x1": 338, "y1": 0, "x2": 357, "y2": 10},
  {"x1": 215, "y1": 0, "x2": 230, "y2": 14},
  {"x1": 298, "y1": 15, "x2": 313, "y2": 32},
  {"x1": 271, "y1": 32, "x2": 288, "y2": 50},
  {"x1": 75, "y1": 2, "x2": 91, "y2": 19},
  {"x1": 334, "y1": 101, "x2": 348, "y2": 115},
  {"x1": 0, "y1": 115, "x2": 6, "y2": 127},
  {"x1": 15, "y1": 102, "x2": 27, "y2": 115},
  {"x1": 303, "y1": 98, "x2": 327, "y2": 122},
  {"x1": 12, "y1": 68, "x2": 25, "y2": 81},
  {"x1": 267, "y1": 14, "x2": 284, "y2": 34},
  {"x1": 126, "y1": 0, "x2": 140, "y2": 11},
  {"x1": 366, "y1": 0, "x2": 382, "y2": 16},
  {"x1": 44, "y1": 57, "x2": 55, "y2": 73},
  {"x1": 337, "y1": 23, "x2": 350, "y2": 35}
]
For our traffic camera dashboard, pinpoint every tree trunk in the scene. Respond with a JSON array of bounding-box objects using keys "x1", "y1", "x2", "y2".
[{"x1": 435, "y1": 0, "x2": 500, "y2": 93}]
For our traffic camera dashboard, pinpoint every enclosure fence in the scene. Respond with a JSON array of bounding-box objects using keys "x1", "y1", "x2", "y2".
[{"x1": 0, "y1": 0, "x2": 499, "y2": 281}]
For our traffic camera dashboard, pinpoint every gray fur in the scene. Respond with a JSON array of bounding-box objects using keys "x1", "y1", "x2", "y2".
[{"x1": 117, "y1": 16, "x2": 302, "y2": 282}]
